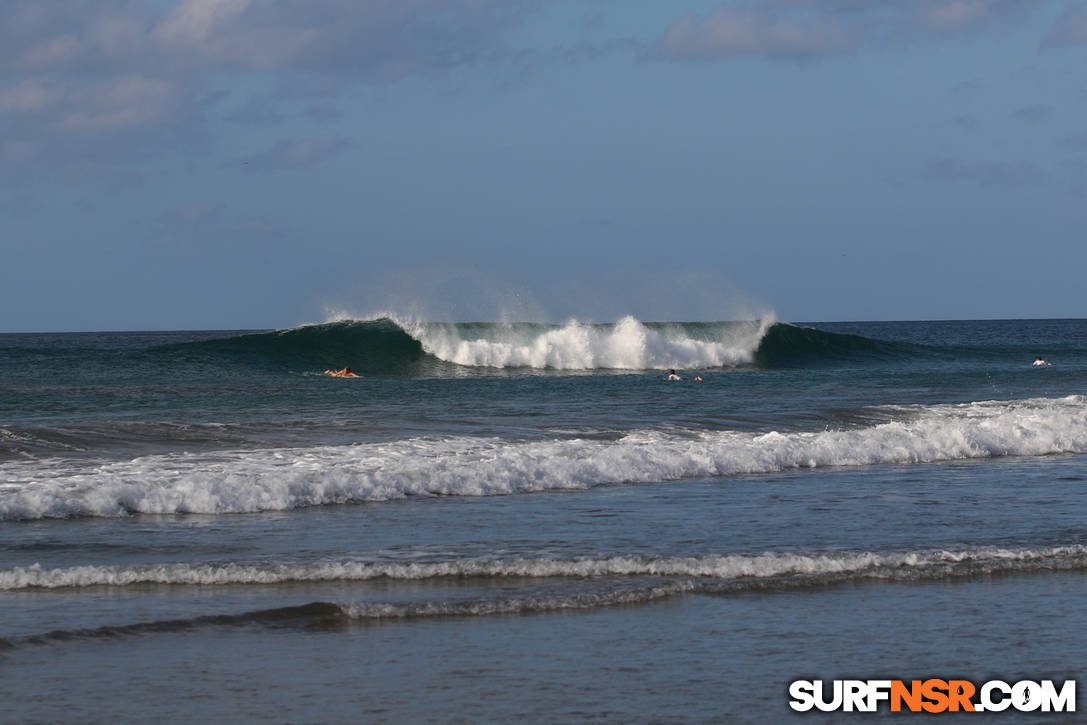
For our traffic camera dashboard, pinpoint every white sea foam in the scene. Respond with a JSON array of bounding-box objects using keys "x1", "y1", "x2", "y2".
[
  {"x1": 400, "y1": 315, "x2": 775, "y2": 370},
  {"x1": 1, "y1": 396, "x2": 1084, "y2": 519},
  {"x1": 4, "y1": 545, "x2": 1084, "y2": 590}
]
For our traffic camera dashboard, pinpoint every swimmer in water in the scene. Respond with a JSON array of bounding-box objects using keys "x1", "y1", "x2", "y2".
[
  {"x1": 667, "y1": 369, "x2": 681, "y2": 381},
  {"x1": 1032, "y1": 356, "x2": 1052, "y2": 367}
]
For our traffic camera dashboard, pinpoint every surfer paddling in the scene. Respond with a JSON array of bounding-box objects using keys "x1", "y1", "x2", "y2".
[
  {"x1": 325, "y1": 367, "x2": 359, "y2": 378},
  {"x1": 666, "y1": 370, "x2": 704, "y2": 381},
  {"x1": 1032, "y1": 356, "x2": 1052, "y2": 367}
]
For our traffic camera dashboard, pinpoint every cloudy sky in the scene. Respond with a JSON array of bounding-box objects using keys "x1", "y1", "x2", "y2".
[{"x1": 3, "y1": 0, "x2": 1086, "y2": 331}]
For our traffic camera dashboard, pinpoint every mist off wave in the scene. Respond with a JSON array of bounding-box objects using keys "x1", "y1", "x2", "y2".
[
  {"x1": 167, "y1": 313, "x2": 927, "y2": 373},
  {"x1": 404, "y1": 315, "x2": 776, "y2": 369}
]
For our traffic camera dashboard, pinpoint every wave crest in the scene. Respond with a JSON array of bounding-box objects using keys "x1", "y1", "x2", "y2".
[
  {"x1": 5, "y1": 546, "x2": 1084, "y2": 590},
  {"x1": 2, "y1": 396, "x2": 1085, "y2": 520},
  {"x1": 403, "y1": 315, "x2": 776, "y2": 370},
  {"x1": 144, "y1": 313, "x2": 957, "y2": 374}
]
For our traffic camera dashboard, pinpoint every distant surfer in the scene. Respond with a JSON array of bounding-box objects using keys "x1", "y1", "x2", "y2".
[
  {"x1": 1033, "y1": 356, "x2": 1052, "y2": 367},
  {"x1": 667, "y1": 369, "x2": 681, "y2": 381},
  {"x1": 325, "y1": 367, "x2": 359, "y2": 378}
]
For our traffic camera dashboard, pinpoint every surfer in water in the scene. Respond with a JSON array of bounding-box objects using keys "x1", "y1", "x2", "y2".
[
  {"x1": 325, "y1": 367, "x2": 359, "y2": 378},
  {"x1": 667, "y1": 369, "x2": 681, "y2": 381},
  {"x1": 1033, "y1": 356, "x2": 1052, "y2": 367}
]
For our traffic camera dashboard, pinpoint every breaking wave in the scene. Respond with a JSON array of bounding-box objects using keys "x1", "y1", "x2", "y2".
[
  {"x1": 4, "y1": 545, "x2": 1084, "y2": 649},
  {"x1": 144, "y1": 314, "x2": 935, "y2": 374},
  {"x1": 2, "y1": 395, "x2": 1084, "y2": 520},
  {"x1": 5, "y1": 545, "x2": 1085, "y2": 590},
  {"x1": 402, "y1": 316, "x2": 774, "y2": 370}
]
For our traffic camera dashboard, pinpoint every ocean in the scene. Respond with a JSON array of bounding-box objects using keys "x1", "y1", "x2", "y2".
[{"x1": 1, "y1": 317, "x2": 1085, "y2": 723}]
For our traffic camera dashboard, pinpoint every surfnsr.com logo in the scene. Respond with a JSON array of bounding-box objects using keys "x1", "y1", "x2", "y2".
[{"x1": 789, "y1": 679, "x2": 1076, "y2": 713}]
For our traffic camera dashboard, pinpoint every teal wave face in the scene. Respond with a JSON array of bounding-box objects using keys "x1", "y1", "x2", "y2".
[
  {"x1": 140, "y1": 318, "x2": 946, "y2": 375},
  {"x1": 150, "y1": 319, "x2": 446, "y2": 375},
  {"x1": 753, "y1": 323, "x2": 932, "y2": 368},
  {"x1": 209, "y1": 320, "x2": 426, "y2": 371},
  {"x1": 141, "y1": 317, "x2": 1087, "y2": 376},
  {"x1": 5, "y1": 320, "x2": 1082, "y2": 379}
]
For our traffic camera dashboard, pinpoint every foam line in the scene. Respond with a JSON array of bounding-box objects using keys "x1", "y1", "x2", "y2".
[
  {"x1": 5, "y1": 545, "x2": 1085, "y2": 589},
  {"x1": 2, "y1": 396, "x2": 1084, "y2": 519}
]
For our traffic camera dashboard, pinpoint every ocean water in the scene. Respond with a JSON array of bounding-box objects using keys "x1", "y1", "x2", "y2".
[{"x1": 1, "y1": 317, "x2": 1086, "y2": 723}]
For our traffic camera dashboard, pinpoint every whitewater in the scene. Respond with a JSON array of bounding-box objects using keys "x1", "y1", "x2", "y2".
[
  {"x1": 399, "y1": 314, "x2": 777, "y2": 369},
  {"x1": 3, "y1": 395, "x2": 1084, "y2": 519},
  {"x1": 3, "y1": 318, "x2": 1086, "y2": 723},
  {"x1": 7, "y1": 545, "x2": 1087, "y2": 590}
]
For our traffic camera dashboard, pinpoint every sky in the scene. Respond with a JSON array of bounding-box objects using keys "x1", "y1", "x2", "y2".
[{"x1": 3, "y1": 0, "x2": 1087, "y2": 331}]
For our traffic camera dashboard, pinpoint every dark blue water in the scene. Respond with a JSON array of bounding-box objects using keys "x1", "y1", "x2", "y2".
[{"x1": 1, "y1": 318, "x2": 1085, "y2": 722}]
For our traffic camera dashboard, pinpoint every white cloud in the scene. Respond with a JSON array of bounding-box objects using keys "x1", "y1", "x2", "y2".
[
  {"x1": 145, "y1": 0, "x2": 527, "y2": 72},
  {"x1": 156, "y1": 0, "x2": 253, "y2": 47},
  {"x1": 658, "y1": 8, "x2": 853, "y2": 61},
  {"x1": 654, "y1": 0, "x2": 1048, "y2": 62},
  {"x1": 0, "y1": 1, "x2": 531, "y2": 137},
  {"x1": 0, "y1": 80, "x2": 57, "y2": 113},
  {"x1": 19, "y1": 34, "x2": 83, "y2": 68},
  {"x1": 1045, "y1": 9, "x2": 1087, "y2": 46},
  {"x1": 916, "y1": 0, "x2": 993, "y2": 32},
  {"x1": 54, "y1": 76, "x2": 180, "y2": 132}
]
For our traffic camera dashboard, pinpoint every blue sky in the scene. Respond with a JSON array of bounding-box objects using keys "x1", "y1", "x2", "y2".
[{"x1": 3, "y1": 0, "x2": 1087, "y2": 331}]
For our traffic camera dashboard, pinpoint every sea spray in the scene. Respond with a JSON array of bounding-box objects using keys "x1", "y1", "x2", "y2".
[
  {"x1": 134, "y1": 315, "x2": 953, "y2": 373},
  {"x1": 392, "y1": 314, "x2": 778, "y2": 370}
]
